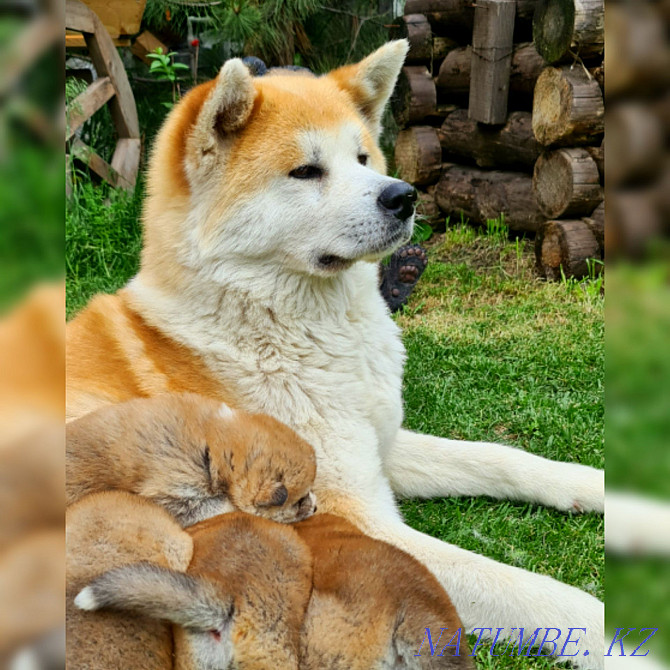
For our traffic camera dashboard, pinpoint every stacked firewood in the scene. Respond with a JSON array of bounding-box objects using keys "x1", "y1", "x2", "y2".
[
  {"x1": 390, "y1": 0, "x2": 604, "y2": 280},
  {"x1": 605, "y1": 1, "x2": 670, "y2": 258}
]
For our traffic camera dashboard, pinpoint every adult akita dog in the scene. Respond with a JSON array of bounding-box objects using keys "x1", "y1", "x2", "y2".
[{"x1": 67, "y1": 40, "x2": 604, "y2": 666}]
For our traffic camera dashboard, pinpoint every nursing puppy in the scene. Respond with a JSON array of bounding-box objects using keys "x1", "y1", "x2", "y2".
[
  {"x1": 68, "y1": 492, "x2": 313, "y2": 670},
  {"x1": 66, "y1": 392, "x2": 317, "y2": 526},
  {"x1": 296, "y1": 514, "x2": 474, "y2": 670},
  {"x1": 66, "y1": 40, "x2": 604, "y2": 666}
]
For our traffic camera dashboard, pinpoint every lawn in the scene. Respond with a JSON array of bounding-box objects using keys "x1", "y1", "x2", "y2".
[{"x1": 66, "y1": 185, "x2": 604, "y2": 668}]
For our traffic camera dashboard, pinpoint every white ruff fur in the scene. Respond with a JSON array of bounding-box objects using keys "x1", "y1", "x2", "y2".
[{"x1": 122, "y1": 44, "x2": 605, "y2": 668}]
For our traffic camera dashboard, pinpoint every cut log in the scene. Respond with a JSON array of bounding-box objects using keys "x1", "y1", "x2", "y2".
[
  {"x1": 433, "y1": 36, "x2": 459, "y2": 60},
  {"x1": 586, "y1": 141, "x2": 603, "y2": 182},
  {"x1": 434, "y1": 164, "x2": 544, "y2": 231},
  {"x1": 436, "y1": 42, "x2": 544, "y2": 98},
  {"x1": 404, "y1": 0, "x2": 536, "y2": 33},
  {"x1": 532, "y1": 0, "x2": 604, "y2": 63},
  {"x1": 394, "y1": 126, "x2": 442, "y2": 186},
  {"x1": 606, "y1": 103, "x2": 665, "y2": 188},
  {"x1": 438, "y1": 109, "x2": 540, "y2": 169},
  {"x1": 606, "y1": 3, "x2": 670, "y2": 99},
  {"x1": 396, "y1": 14, "x2": 433, "y2": 62},
  {"x1": 532, "y1": 148, "x2": 602, "y2": 218},
  {"x1": 416, "y1": 187, "x2": 445, "y2": 229},
  {"x1": 535, "y1": 219, "x2": 600, "y2": 279},
  {"x1": 391, "y1": 66, "x2": 436, "y2": 127},
  {"x1": 532, "y1": 66, "x2": 603, "y2": 146},
  {"x1": 468, "y1": 0, "x2": 516, "y2": 125},
  {"x1": 607, "y1": 190, "x2": 662, "y2": 258},
  {"x1": 582, "y1": 201, "x2": 604, "y2": 251}
]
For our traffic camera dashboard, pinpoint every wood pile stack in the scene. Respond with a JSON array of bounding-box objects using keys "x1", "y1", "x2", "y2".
[
  {"x1": 605, "y1": 2, "x2": 670, "y2": 258},
  {"x1": 390, "y1": 0, "x2": 605, "y2": 280}
]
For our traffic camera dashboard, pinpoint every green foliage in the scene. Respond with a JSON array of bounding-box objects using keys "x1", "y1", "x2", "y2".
[
  {"x1": 66, "y1": 180, "x2": 144, "y2": 318},
  {"x1": 411, "y1": 219, "x2": 433, "y2": 244},
  {"x1": 148, "y1": 48, "x2": 190, "y2": 82}
]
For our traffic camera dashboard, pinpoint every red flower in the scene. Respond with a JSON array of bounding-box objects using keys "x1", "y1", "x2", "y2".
[{"x1": 191, "y1": 38, "x2": 200, "y2": 47}]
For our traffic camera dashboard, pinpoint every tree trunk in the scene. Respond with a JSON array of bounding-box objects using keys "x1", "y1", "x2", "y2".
[
  {"x1": 436, "y1": 42, "x2": 544, "y2": 97},
  {"x1": 532, "y1": 148, "x2": 603, "y2": 218},
  {"x1": 391, "y1": 66, "x2": 437, "y2": 127},
  {"x1": 586, "y1": 141, "x2": 603, "y2": 183},
  {"x1": 434, "y1": 164, "x2": 544, "y2": 231},
  {"x1": 533, "y1": 0, "x2": 604, "y2": 63},
  {"x1": 535, "y1": 219, "x2": 600, "y2": 279},
  {"x1": 394, "y1": 126, "x2": 442, "y2": 186},
  {"x1": 438, "y1": 109, "x2": 540, "y2": 169},
  {"x1": 532, "y1": 66, "x2": 604, "y2": 146}
]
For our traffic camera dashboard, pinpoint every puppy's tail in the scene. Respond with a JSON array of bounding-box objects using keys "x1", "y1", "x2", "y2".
[{"x1": 75, "y1": 561, "x2": 233, "y2": 632}]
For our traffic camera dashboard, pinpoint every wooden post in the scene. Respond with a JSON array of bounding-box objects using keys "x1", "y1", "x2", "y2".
[{"x1": 468, "y1": 0, "x2": 516, "y2": 125}]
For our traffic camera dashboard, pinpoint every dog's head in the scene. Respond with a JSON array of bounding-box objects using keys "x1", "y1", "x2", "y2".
[{"x1": 144, "y1": 40, "x2": 414, "y2": 280}]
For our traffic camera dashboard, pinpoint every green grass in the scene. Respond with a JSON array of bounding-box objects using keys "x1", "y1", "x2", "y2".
[
  {"x1": 66, "y1": 187, "x2": 604, "y2": 667},
  {"x1": 397, "y1": 223, "x2": 604, "y2": 667}
]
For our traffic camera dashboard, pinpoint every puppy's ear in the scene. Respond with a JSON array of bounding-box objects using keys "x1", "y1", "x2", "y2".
[
  {"x1": 75, "y1": 562, "x2": 234, "y2": 632},
  {"x1": 256, "y1": 483, "x2": 288, "y2": 508},
  {"x1": 190, "y1": 59, "x2": 257, "y2": 155},
  {"x1": 329, "y1": 40, "x2": 408, "y2": 137}
]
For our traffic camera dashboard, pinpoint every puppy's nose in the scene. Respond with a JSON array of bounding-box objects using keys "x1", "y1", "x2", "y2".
[{"x1": 378, "y1": 181, "x2": 417, "y2": 220}]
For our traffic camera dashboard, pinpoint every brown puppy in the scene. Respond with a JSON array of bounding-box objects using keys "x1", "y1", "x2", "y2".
[
  {"x1": 67, "y1": 491, "x2": 193, "y2": 670},
  {"x1": 66, "y1": 392, "x2": 317, "y2": 526},
  {"x1": 73, "y1": 501, "x2": 313, "y2": 670},
  {"x1": 295, "y1": 514, "x2": 474, "y2": 670}
]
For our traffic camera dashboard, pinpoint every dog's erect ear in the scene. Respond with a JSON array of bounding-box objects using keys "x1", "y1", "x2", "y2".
[
  {"x1": 191, "y1": 59, "x2": 257, "y2": 152},
  {"x1": 75, "y1": 562, "x2": 234, "y2": 632},
  {"x1": 329, "y1": 40, "x2": 408, "y2": 137}
]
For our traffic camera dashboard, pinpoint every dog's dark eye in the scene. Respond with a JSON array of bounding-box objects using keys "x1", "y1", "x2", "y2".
[
  {"x1": 289, "y1": 165, "x2": 323, "y2": 180},
  {"x1": 358, "y1": 154, "x2": 368, "y2": 166}
]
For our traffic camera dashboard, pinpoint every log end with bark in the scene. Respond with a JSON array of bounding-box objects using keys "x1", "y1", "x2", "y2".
[
  {"x1": 535, "y1": 218, "x2": 601, "y2": 279},
  {"x1": 532, "y1": 147, "x2": 603, "y2": 218},
  {"x1": 532, "y1": 66, "x2": 604, "y2": 146},
  {"x1": 392, "y1": 66, "x2": 437, "y2": 127},
  {"x1": 395, "y1": 126, "x2": 442, "y2": 186}
]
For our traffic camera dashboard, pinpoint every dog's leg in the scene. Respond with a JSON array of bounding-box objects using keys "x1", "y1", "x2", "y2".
[
  {"x1": 352, "y1": 510, "x2": 605, "y2": 670},
  {"x1": 384, "y1": 429, "x2": 604, "y2": 513}
]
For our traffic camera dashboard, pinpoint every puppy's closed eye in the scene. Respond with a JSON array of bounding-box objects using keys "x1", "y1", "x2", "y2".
[
  {"x1": 257, "y1": 483, "x2": 288, "y2": 508},
  {"x1": 269, "y1": 484, "x2": 288, "y2": 506}
]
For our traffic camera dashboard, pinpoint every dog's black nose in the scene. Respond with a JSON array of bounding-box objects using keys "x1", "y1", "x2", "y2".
[{"x1": 378, "y1": 182, "x2": 417, "y2": 220}]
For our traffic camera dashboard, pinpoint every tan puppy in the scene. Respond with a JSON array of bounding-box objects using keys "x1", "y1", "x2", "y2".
[
  {"x1": 66, "y1": 491, "x2": 193, "y2": 669},
  {"x1": 72, "y1": 498, "x2": 313, "y2": 670},
  {"x1": 296, "y1": 514, "x2": 474, "y2": 670},
  {"x1": 66, "y1": 392, "x2": 317, "y2": 526}
]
